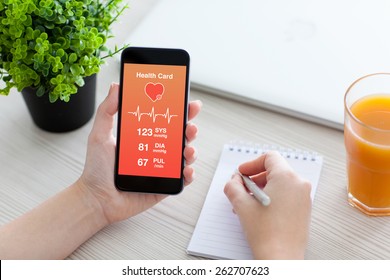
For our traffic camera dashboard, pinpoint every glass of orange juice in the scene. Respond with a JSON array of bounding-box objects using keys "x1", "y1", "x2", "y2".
[{"x1": 345, "y1": 73, "x2": 390, "y2": 216}]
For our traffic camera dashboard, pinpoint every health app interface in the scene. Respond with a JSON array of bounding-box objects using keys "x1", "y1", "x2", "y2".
[{"x1": 117, "y1": 63, "x2": 187, "y2": 183}]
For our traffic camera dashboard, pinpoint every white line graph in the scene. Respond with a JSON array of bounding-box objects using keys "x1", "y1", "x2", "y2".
[{"x1": 128, "y1": 106, "x2": 178, "y2": 124}]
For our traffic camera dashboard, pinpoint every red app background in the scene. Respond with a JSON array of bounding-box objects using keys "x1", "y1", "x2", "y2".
[{"x1": 118, "y1": 63, "x2": 187, "y2": 178}]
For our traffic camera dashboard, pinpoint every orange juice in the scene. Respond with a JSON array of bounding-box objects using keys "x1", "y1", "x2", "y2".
[{"x1": 345, "y1": 94, "x2": 390, "y2": 215}]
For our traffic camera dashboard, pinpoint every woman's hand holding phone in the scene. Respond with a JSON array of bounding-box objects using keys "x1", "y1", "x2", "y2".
[{"x1": 79, "y1": 82, "x2": 201, "y2": 225}]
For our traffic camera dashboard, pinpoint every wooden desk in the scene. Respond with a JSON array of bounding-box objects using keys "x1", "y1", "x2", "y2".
[{"x1": 1, "y1": 0, "x2": 390, "y2": 260}]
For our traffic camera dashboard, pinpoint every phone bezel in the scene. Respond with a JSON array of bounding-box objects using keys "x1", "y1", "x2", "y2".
[{"x1": 114, "y1": 47, "x2": 190, "y2": 194}]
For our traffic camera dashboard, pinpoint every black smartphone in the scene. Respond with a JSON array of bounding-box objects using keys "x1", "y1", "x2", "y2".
[{"x1": 114, "y1": 47, "x2": 190, "y2": 194}]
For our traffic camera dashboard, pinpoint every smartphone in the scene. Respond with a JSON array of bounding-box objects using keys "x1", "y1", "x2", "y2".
[{"x1": 114, "y1": 47, "x2": 190, "y2": 194}]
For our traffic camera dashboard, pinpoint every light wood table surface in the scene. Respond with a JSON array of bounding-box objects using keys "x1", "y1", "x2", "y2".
[{"x1": 1, "y1": 0, "x2": 389, "y2": 260}]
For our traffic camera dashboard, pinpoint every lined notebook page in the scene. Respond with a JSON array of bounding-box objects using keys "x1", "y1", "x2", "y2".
[{"x1": 187, "y1": 142, "x2": 323, "y2": 259}]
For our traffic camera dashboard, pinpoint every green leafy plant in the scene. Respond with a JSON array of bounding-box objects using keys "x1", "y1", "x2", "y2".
[{"x1": 0, "y1": 0, "x2": 127, "y2": 102}]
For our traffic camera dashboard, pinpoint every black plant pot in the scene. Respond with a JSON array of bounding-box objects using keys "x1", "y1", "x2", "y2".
[{"x1": 21, "y1": 75, "x2": 96, "y2": 132}]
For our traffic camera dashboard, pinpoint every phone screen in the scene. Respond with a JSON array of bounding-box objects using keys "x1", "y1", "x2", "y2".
[{"x1": 115, "y1": 48, "x2": 189, "y2": 194}]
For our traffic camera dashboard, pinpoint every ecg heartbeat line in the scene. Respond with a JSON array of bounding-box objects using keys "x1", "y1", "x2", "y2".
[{"x1": 128, "y1": 106, "x2": 179, "y2": 124}]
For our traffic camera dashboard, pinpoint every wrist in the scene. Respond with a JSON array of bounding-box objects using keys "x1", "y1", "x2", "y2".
[
  {"x1": 73, "y1": 179, "x2": 110, "y2": 230},
  {"x1": 251, "y1": 240, "x2": 305, "y2": 260}
]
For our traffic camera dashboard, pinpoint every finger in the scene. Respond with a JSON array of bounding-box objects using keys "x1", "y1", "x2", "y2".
[
  {"x1": 224, "y1": 173, "x2": 254, "y2": 210},
  {"x1": 262, "y1": 151, "x2": 294, "y2": 174},
  {"x1": 183, "y1": 165, "x2": 195, "y2": 186},
  {"x1": 249, "y1": 172, "x2": 267, "y2": 188},
  {"x1": 238, "y1": 150, "x2": 292, "y2": 176},
  {"x1": 100, "y1": 83, "x2": 119, "y2": 116},
  {"x1": 185, "y1": 123, "x2": 198, "y2": 143},
  {"x1": 89, "y1": 83, "x2": 119, "y2": 140},
  {"x1": 183, "y1": 145, "x2": 197, "y2": 165},
  {"x1": 238, "y1": 153, "x2": 267, "y2": 176},
  {"x1": 188, "y1": 100, "x2": 202, "y2": 121}
]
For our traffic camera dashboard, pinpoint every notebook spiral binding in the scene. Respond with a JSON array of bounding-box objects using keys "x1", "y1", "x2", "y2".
[{"x1": 227, "y1": 141, "x2": 321, "y2": 162}]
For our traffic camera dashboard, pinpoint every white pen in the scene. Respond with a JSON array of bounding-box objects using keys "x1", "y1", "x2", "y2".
[{"x1": 237, "y1": 171, "x2": 271, "y2": 206}]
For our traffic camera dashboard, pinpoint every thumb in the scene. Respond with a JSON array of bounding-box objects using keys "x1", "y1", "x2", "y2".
[
  {"x1": 224, "y1": 174, "x2": 255, "y2": 213},
  {"x1": 91, "y1": 83, "x2": 119, "y2": 135},
  {"x1": 99, "y1": 83, "x2": 119, "y2": 117}
]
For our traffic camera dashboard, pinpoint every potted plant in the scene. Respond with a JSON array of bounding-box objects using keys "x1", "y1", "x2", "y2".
[{"x1": 0, "y1": 0, "x2": 127, "y2": 132}]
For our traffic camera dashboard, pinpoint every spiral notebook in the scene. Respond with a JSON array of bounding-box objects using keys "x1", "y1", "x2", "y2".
[{"x1": 187, "y1": 142, "x2": 323, "y2": 259}]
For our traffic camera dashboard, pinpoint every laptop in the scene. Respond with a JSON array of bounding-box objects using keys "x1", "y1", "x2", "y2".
[{"x1": 124, "y1": 0, "x2": 390, "y2": 130}]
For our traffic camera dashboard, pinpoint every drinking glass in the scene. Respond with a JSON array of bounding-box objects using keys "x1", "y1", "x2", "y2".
[{"x1": 344, "y1": 73, "x2": 390, "y2": 216}]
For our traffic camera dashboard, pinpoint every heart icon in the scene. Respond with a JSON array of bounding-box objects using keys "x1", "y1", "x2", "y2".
[{"x1": 144, "y1": 82, "x2": 164, "y2": 102}]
